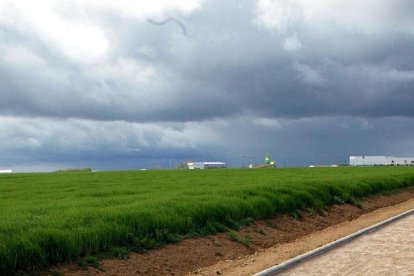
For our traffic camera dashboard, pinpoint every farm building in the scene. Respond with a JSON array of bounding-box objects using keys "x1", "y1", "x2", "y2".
[
  {"x1": 349, "y1": 156, "x2": 414, "y2": 166},
  {"x1": 187, "y1": 162, "x2": 227, "y2": 169},
  {"x1": 0, "y1": 169, "x2": 12, "y2": 174}
]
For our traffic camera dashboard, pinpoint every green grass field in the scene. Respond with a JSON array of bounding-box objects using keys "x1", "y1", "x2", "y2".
[{"x1": 1, "y1": 167, "x2": 414, "y2": 274}]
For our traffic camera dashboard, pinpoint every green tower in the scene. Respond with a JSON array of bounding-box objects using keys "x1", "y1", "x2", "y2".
[{"x1": 265, "y1": 153, "x2": 270, "y2": 164}]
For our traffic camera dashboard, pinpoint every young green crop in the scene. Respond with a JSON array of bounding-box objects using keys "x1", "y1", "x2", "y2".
[{"x1": 0, "y1": 167, "x2": 413, "y2": 274}]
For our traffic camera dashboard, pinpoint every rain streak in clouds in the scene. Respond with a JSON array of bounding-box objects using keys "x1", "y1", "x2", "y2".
[{"x1": 0, "y1": 0, "x2": 414, "y2": 171}]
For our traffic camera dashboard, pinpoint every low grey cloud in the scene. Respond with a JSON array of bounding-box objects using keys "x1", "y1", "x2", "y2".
[
  {"x1": 2, "y1": 115, "x2": 413, "y2": 171},
  {"x1": 0, "y1": 0, "x2": 414, "y2": 170}
]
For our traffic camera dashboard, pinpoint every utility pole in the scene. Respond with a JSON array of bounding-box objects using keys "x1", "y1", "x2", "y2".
[{"x1": 242, "y1": 155, "x2": 255, "y2": 168}]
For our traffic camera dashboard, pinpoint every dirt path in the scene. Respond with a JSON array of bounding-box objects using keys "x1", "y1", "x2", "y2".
[
  {"x1": 51, "y1": 189, "x2": 414, "y2": 276},
  {"x1": 195, "y1": 196, "x2": 414, "y2": 276}
]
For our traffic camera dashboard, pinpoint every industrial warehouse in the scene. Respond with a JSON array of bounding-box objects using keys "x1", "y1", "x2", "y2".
[
  {"x1": 350, "y1": 156, "x2": 414, "y2": 166},
  {"x1": 187, "y1": 162, "x2": 227, "y2": 169},
  {"x1": 0, "y1": 169, "x2": 12, "y2": 174}
]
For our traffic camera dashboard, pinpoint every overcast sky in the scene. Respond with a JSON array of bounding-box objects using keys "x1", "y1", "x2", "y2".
[{"x1": 1, "y1": 0, "x2": 414, "y2": 171}]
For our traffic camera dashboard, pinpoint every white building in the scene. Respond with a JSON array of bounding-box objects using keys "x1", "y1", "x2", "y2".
[
  {"x1": 0, "y1": 169, "x2": 12, "y2": 174},
  {"x1": 350, "y1": 156, "x2": 414, "y2": 166},
  {"x1": 187, "y1": 162, "x2": 227, "y2": 169}
]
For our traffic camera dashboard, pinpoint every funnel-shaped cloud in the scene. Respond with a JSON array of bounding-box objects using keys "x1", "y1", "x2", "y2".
[{"x1": 147, "y1": 17, "x2": 188, "y2": 36}]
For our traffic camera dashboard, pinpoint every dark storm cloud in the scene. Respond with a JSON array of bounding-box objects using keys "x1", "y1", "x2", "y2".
[{"x1": 1, "y1": 0, "x2": 414, "y2": 122}]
